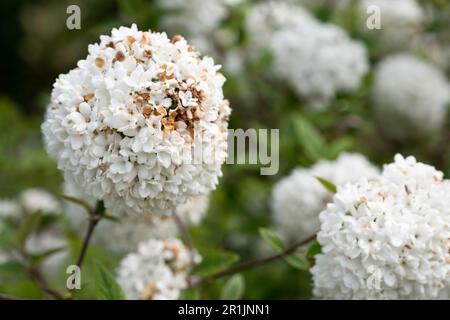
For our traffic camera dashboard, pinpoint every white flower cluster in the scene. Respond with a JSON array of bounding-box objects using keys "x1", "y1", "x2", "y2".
[
  {"x1": 372, "y1": 54, "x2": 450, "y2": 140},
  {"x1": 359, "y1": 0, "x2": 424, "y2": 50},
  {"x1": 272, "y1": 153, "x2": 379, "y2": 242},
  {"x1": 117, "y1": 238, "x2": 200, "y2": 300},
  {"x1": 42, "y1": 25, "x2": 230, "y2": 216},
  {"x1": 246, "y1": 2, "x2": 369, "y2": 107},
  {"x1": 312, "y1": 155, "x2": 450, "y2": 299},
  {"x1": 158, "y1": 0, "x2": 239, "y2": 53},
  {"x1": 63, "y1": 179, "x2": 209, "y2": 255}
]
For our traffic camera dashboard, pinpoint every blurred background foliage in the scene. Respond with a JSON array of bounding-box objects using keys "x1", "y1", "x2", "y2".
[{"x1": 0, "y1": 0, "x2": 449, "y2": 299}]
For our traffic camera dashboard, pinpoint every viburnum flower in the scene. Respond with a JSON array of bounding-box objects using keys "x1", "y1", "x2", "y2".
[
  {"x1": 312, "y1": 155, "x2": 450, "y2": 299},
  {"x1": 271, "y1": 153, "x2": 379, "y2": 242},
  {"x1": 20, "y1": 188, "x2": 61, "y2": 215},
  {"x1": 42, "y1": 24, "x2": 230, "y2": 215},
  {"x1": 359, "y1": 0, "x2": 424, "y2": 51},
  {"x1": 117, "y1": 238, "x2": 200, "y2": 300},
  {"x1": 372, "y1": 54, "x2": 450, "y2": 140},
  {"x1": 63, "y1": 178, "x2": 209, "y2": 255},
  {"x1": 246, "y1": 2, "x2": 368, "y2": 107}
]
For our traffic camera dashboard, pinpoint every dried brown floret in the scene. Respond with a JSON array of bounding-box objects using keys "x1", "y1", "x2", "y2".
[{"x1": 95, "y1": 57, "x2": 105, "y2": 68}]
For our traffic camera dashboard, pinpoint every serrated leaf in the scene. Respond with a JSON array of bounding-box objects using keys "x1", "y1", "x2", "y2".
[
  {"x1": 95, "y1": 262, "x2": 126, "y2": 300},
  {"x1": 306, "y1": 239, "x2": 322, "y2": 259},
  {"x1": 284, "y1": 254, "x2": 309, "y2": 270},
  {"x1": 0, "y1": 260, "x2": 26, "y2": 274},
  {"x1": 221, "y1": 274, "x2": 245, "y2": 300},
  {"x1": 259, "y1": 228, "x2": 284, "y2": 252},
  {"x1": 17, "y1": 212, "x2": 42, "y2": 245},
  {"x1": 315, "y1": 176, "x2": 337, "y2": 194},
  {"x1": 193, "y1": 250, "x2": 239, "y2": 277}
]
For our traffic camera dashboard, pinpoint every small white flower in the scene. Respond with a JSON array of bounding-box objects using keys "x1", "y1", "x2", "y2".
[
  {"x1": 372, "y1": 54, "x2": 450, "y2": 139},
  {"x1": 272, "y1": 153, "x2": 379, "y2": 242},
  {"x1": 19, "y1": 188, "x2": 60, "y2": 215},
  {"x1": 359, "y1": 0, "x2": 424, "y2": 51},
  {"x1": 117, "y1": 238, "x2": 200, "y2": 300},
  {"x1": 42, "y1": 25, "x2": 230, "y2": 216},
  {"x1": 312, "y1": 154, "x2": 450, "y2": 299}
]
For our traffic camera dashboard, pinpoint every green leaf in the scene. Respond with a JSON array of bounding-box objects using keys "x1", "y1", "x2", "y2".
[
  {"x1": 291, "y1": 114, "x2": 326, "y2": 162},
  {"x1": 259, "y1": 228, "x2": 284, "y2": 252},
  {"x1": 284, "y1": 254, "x2": 309, "y2": 270},
  {"x1": 193, "y1": 249, "x2": 239, "y2": 277},
  {"x1": 220, "y1": 274, "x2": 245, "y2": 300},
  {"x1": 17, "y1": 212, "x2": 42, "y2": 245},
  {"x1": 0, "y1": 260, "x2": 26, "y2": 274},
  {"x1": 306, "y1": 239, "x2": 322, "y2": 259},
  {"x1": 102, "y1": 213, "x2": 121, "y2": 224},
  {"x1": 30, "y1": 246, "x2": 67, "y2": 265},
  {"x1": 95, "y1": 262, "x2": 126, "y2": 300},
  {"x1": 180, "y1": 288, "x2": 200, "y2": 300},
  {"x1": 315, "y1": 176, "x2": 337, "y2": 194},
  {"x1": 59, "y1": 194, "x2": 93, "y2": 215}
]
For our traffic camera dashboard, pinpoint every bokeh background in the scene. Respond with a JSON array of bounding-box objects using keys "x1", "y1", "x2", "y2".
[{"x1": 0, "y1": 0, "x2": 449, "y2": 299}]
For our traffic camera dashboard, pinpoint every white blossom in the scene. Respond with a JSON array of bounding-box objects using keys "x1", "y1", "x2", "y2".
[
  {"x1": 117, "y1": 238, "x2": 200, "y2": 300},
  {"x1": 272, "y1": 153, "x2": 379, "y2": 242},
  {"x1": 25, "y1": 230, "x2": 68, "y2": 277},
  {"x1": 359, "y1": 0, "x2": 424, "y2": 51},
  {"x1": 20, "y1": 188, "x2": 60, "y2": 214},
  {"x1": 246, "y1": 1, "x2": 369, "y2": 107},
  {"x1": 42, "y1": 25, "x2": 230, "y2": 216},
  {"x1": 312, "y1": 154, "x2": 450, "y2": 299},
  {"x1": 372, "y1": 54, "x2": 450, "y2": 139}
]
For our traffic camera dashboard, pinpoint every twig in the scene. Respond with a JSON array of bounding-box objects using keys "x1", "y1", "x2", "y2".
[
  {"x1": 76, "y1": 201, "x2": 104, "y2": 269},
  {"x1": 192, "y1": 233, "x2": 316, "y2": 286},
  {"x1": 28, "y1": 266, "x2": 65, "y2": 300},
  {"x1": 173, "y1": 212, "x2": 193, "y2": 251}
]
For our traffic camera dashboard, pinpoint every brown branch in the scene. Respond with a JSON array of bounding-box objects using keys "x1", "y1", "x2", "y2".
[
  {"x1": 76, "y1": 216, "x2": 100, "y2": 269},
  {"x1": 28, "y1": 266, "x2": 65, "y2": 300},
  {"x1": 192, "y1": 233, "x2": 317, "y2": 286}
]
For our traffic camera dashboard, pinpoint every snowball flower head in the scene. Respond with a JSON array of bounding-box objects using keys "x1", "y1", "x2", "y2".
[
  {"x1": 312, "y1": 155, "x2": 450, "y2": 299},
  {"x1": 359, "y1": 0, "x2": 424, "y2": 51},
  {"x1": 117, "y1": 238, "x2": 200, "y2": 300},
  {"x1": 246, "y1": 2, "x2": 368, "y2": 107},
  {"x1": 20, "y1": 188, "x2": 60, "y2": 214},
  {"x1": 63, "y1": 178, "x2": 209, "y2": 254},
  {"x1": 272, "y1": 153, "x2": 379, "y2": 242},
  {"x1": 372, "y1": 54, "x2": 450, "y2": 140},
  {"x1": 42, "y1": 24, "x2": 230, "y2": 215}
]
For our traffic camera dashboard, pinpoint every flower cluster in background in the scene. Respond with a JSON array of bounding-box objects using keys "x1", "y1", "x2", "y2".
[{"x1": 0, "y1": 0, "x2": 450, "y2": 300}]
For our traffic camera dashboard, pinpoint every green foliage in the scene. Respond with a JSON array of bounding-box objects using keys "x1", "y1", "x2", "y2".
[
  {"x1": 95, "y1": 262, "x2": 126, "y2": 300},
  {"x1": 193, "y1": 249, "x2": 240, "y2": 277},
  {"x1": 221, "y1": 274, "x2": 245, "y2": 300}
]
